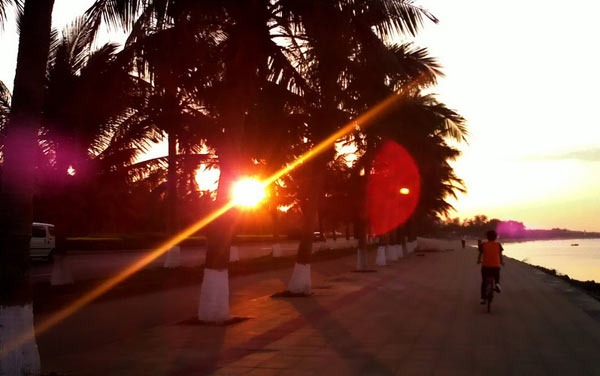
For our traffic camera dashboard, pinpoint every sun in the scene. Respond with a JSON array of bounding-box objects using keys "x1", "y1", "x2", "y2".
[{"x1": 232, "y1": 178, "x2": 266, "y2": 207}]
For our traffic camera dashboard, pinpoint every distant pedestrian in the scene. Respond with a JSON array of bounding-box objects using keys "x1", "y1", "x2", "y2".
[{"x1": 461, "y1": 235, "x2": 466, "y2": 250}]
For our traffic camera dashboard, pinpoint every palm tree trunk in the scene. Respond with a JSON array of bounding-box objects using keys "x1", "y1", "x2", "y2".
[
  {"x1": 270, "y1": 207, "x2": 282, "y2": 257},
  {"x1": 166, "y1": 131, "x2": 178, "y2": 235},
  {"x1": 356, "y1": 214, "x2": 369, "y2": 271},
  {"x1": 198, "y1": 143, "x2": 239, "y2": 322},
  {"x1": 356, "y1": 141, "x2": 375, "y2": 271},
  {"x1": 0, "y1": 1, "x2": 54, "y2": 373},
  {"x1": 376, "y1": 232, "x2": 389, "y2": 266},
  {"x1": 399, "y1": 225, "x2": 408, "y2": 257},
  {"x1": 287, "y1": 156, "x2": 326, "y2": 295},
  {"x1": 164, "y1": 130, "x2": 181, "y2": 268}
]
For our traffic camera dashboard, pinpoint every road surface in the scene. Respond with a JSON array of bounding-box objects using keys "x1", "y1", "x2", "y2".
[{"x1": 36, "y1": 244, "x2": 600, "y2": 375}]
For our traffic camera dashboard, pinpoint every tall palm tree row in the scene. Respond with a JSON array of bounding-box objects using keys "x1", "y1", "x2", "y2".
[
  {"x1": 0, "y1": 0, "x2": 469, "y2": 371},
  {"x1": 264, "y1": 0, "x2": 441, "y2": 294}
]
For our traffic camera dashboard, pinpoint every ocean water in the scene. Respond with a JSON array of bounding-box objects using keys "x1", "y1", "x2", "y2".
[{"x1": 502, "y1": 238, "x2": 600, "y2": 283}]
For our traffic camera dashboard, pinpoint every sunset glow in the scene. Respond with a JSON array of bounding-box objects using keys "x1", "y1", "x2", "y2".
[{"x1": 232, "y1": 178, "x2": 266, "y2": 207}]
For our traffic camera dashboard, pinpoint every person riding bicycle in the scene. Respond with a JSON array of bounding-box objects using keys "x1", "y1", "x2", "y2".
[{"x1": 477, "y1": 230, "x2": 504, "y2": 304}]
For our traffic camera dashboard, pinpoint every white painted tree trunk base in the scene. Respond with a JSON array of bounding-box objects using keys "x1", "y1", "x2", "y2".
[
  {"x1": 312, "y1": 242, "x2": 321, "y2": 253},
  {"x1": 50, "y1": 254, "x2": 73, "y2": 286},
  {"x1": 229, "y1": 246, "x2": 240, "y2": 262},
  {"x1": 395, "y1": 245, "x2": 403, "y2": 259},
  {"x1": 0, "y1": 304, "x2": 41, "y2": 376},
  {"x1": 272, "y1": 243, "x2": 282, "y2": 257},
  {"x1": 376, "y1": 246, "x2": 387, "y2": 266},
  {"x1": 356, "y1": 248, "x2": 368, "y2": 271},
  {"x1": 287, "y1": 263, "x2": 311, "y2": 295},
  {"x1": 198, "y1": 269, "x2": 230, "y2": 322},
  {"x1": 164, "y1": 245, "x2": 181, "y2": 268},
  {"x1": 385, "y1": 245, "x2": 394, "y2": 261},
  {"x1": 408, "y1": 241, "x2": 417, "y2": 253}
]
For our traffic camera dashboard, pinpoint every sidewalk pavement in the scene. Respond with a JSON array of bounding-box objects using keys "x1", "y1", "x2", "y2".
[{"x1": 37, "y1": 245, "x2": 600, "y2": 375}]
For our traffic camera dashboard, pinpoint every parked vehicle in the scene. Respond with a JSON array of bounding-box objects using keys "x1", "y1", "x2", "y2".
[
  {"x1": 313, "y1": 232, "x2": 326, "y2": 242},
  {"x1": 30, "y1": 222, "x2": 56, "y2": 260}
]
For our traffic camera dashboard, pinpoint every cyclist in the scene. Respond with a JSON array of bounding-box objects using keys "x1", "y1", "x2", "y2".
[{"x1": 477, "y1": 230, "x2": 504, "y2": 304}]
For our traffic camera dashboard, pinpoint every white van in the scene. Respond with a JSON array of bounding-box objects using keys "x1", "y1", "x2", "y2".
[{"x1": 30, "y1": 222, "x2": 56, "y2": 260}]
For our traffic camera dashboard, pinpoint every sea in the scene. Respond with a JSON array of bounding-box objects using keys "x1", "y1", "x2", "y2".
[{"x1": 502, "y1": 238, "x2": 600, "y2": 283}]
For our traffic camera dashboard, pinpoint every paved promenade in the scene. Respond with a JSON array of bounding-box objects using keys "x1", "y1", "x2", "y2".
[{"x1": 37, "y1": 245, "x2": 600, "y2": 375}]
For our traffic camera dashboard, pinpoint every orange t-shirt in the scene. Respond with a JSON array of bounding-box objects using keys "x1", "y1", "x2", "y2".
[{"x1": 481, "y1": 241, "x2": 503, "y2": 267}]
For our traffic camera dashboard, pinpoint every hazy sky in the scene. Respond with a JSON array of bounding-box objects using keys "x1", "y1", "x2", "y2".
[
  {"x1": 1, "y1": 1, "x2": 599, "y2": 231},
  {"x1": 413, "y1": 0, "x2": 600, "y2": 231}
]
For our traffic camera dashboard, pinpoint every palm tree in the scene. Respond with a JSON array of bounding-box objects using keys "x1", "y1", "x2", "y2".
[
  {"x1": 0, "y1": 1, "x2": 55, "y2": 373},
  {"x1": 366, "y1": 92, "x2": 467, "y2": 255},
  {"x1": 278, "y1": 1, "x2": 438, "y2": 281},
  {"x1": 38, "y1": 16, "x2": 163, "y2": 251},
  {"x1": 244, "y1": 82, "x2": 309, "y2": 256},
  {"x1": 129, "y1": 22, "x2": 219, "y2": 269},
  {"x1": 351, "y1": 36, "x2": 459, "y2": 262},
  {"x1": 0, "y1": 1, "x2": 158, "y2": 372},
  {"x1": 127, "y1": 0, "x2": 311, "y2": 321}
]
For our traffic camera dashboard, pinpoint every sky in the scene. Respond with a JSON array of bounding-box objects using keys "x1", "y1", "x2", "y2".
[{"x1": 1, "y1": 0, "x2": 599, "y2": 231}]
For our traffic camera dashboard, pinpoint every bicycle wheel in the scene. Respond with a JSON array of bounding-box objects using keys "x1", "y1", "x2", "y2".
[{"x1": 486, "y1": 277, "x2": 494, "y2": 313}]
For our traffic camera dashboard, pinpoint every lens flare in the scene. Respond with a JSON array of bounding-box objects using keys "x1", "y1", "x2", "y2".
[
  {"x1": 232, "y1": 178, "x2": 266, "y2": 207},
  {"x1": 368, "y1": 141, "x2": 421, "y2": 236},
  {"x1": 3, "y1": 76, "x2": 429, "y2": 357}
]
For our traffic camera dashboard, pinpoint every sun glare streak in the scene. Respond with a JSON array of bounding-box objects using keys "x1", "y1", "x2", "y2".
[
  {"x1": 262, "y1": 92, "x2": 404, "y2": 187},
  {"x1": 3, "y1": 88, "x2": 411, "y2": 358}
]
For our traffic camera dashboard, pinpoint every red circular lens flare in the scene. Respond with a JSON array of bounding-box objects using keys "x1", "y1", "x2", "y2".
[{"x1": 367, "y1": 141, "x2": 420, "y2": 236}]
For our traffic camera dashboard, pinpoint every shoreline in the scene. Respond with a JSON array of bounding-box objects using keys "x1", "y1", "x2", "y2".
[
  {"x1": 469, "y1": 240, "x2": 600, "y2": 302},
  {"x1": 522, "y1": 260, "x2": 600, "y2": 302}
]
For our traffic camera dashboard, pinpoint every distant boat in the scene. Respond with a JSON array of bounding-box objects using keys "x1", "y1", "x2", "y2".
[{"x1": 571, "y1": 243, "x2": 579, "y2": 246}]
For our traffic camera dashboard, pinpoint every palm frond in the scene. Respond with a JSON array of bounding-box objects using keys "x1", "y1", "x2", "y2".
[
  {"x1": 85, "y1": 0, "x2": 143, "y2": 38},
  {"x1": 0, "y1": 0, "x2": 21, "y2": 28},
  {"x1": 0, "y1": 80, "x2": 10, "y2": 135},
  {"x1": 362, "y1": 0, "x2": 438, "y2": 39},
  {"x1": 0, "y1": 79, "x2": 11, "y2": 112}
]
